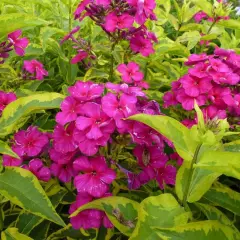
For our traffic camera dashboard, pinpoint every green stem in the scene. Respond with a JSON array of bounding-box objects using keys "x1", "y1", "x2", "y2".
[
  {"x1": 68, "y1": 0, "x2": 73, "y2": 84},
  {"x1": 207, "y1": 20, "x2": 216, "y2": 34},
  {"x1": 182, "y1": 144, "x2": 202, "y2": 209},
  {"x1": 109, "y1": 43, "x2": 116, "y2": 81}
]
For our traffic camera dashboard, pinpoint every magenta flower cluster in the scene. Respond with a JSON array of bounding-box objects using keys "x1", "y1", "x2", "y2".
[
  {"x1": 2, "y1": 126, "x2": 51, "y2": 182},
  {"x1": 163, "y1": 48, "x2": 240, "y2": 125},
  {"x1": 64, "y1": 0, "x2": 157, "y2": 64}
]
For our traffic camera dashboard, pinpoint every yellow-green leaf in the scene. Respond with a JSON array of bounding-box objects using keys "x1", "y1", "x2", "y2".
[
  {"x1": 70, "y1": 196, "x2": 139, "y2": 236},
  {"x1": 0, "y1": 92, "x2": 65, "y2": 137},
  {"x1": 0, "y1": 13, "x2": 49, "y2": 37},
  {"x1": 16, "y1": 187, "x2": 67, "y2": 235},
  {"x1": 130, "y1": 193, "x2": 190, "y2": 240},
  {"x1": 128, "y1": 114, "x2": 198, "y2": 161},
  {"x1": 0, "y1": 167, "x2": 65, "y2": 226},
  {"x1": 195, "y1": 203, "x2": 239, "y2": 234},
  {"x1": 0, "y1": 140, "x2": 19, "y2": 158},
  {"x1": 47, "y1": 224, "x2": 95, "y2": 240},
  {"x1": 196, "y1": 151, "x2": 240, "y2": 180},
  {"x1": 1, "y1": 228, "x2": 33, "y2": 240},
  {"x1": 203, "y1": 182, "x2": 240, "y2": 216},
  {"x1": 155, "y1": 220, "x2": 240, "y2": 240}
]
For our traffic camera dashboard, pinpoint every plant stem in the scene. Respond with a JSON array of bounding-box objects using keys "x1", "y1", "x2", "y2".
[
  {"x1": 109, "y1": 43, "x2": 116, "y2": 81},
  {"x1": 68, "y1": 0, "x2": 73, "y2": 84},
  {"x1": 207, "y1": 20, "x2": 216, "y2": 34},
  {"x1": 182, "y1": 144, "x2": 202, "y2": 209}
]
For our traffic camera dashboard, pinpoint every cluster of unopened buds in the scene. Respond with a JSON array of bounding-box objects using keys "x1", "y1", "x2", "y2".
[
  {"x1": 163, "y1": 48, "x2": 240, "y2": 127},
  {"x1": 62, "y1": 0, "x2": 158, "y2": 64},
  {"x1": 2, "y1": 62, "x2": 180, "y2": 229}
]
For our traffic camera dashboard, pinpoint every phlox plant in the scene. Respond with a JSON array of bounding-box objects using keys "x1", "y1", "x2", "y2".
[{"x1": 0, "y1": 0, "x2": 239, "y2": 239}]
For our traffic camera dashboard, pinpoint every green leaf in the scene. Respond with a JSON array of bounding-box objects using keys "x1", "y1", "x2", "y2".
[
  {"x1": 1, "y1": 228, "x2": 33, "y2": 240},
  {"x1": 0, "y1": 167, "x2": 65, "y2": 226},
  {"x1": 16, "y1": 187, "x2": 67, "y2": 235},
  {"x1": 128, "y1": 114, "x2": 198, "y2": 161},
  {"x1": 187, "y1": 168, "x2": 220, "y2": 203},
  {"x1": 40, "y1": 27, "x2": 65, "y2": 51},
  {"x1": 195, "y1": 151, "x2": 240, "y2": 180},
  {"x1": 195, "y1": 203, "x2": 239, "y2": 233},
  {"x1": 47, "y1": 224, "x2": 95, "y2": 240},
  {"x1": 155, "y1": 220, "x2": 240, "y2": 240},
  {"x1": 179, "y1": 23, "x2": 203, "y2": 32},
  {"x1": 191, "y1": 0, "x2": 213, "y2": 17},
  {"x1": 70, "y1": 196, "x2": 139, "y2": 236},
  {"x1": 0, "y1": 140, "x2": 19, "y2": 158},
  {"x1": 224, "y1": 140, "x2": 240, "y2": 153},
  {"x1": 203, "y1": 182, "x2": 240, "y2": 216},
  {"x1": 177, "y1": 31, "x2": 201, "y2": 50},
  {"x1": 84, "y1": 68, "x2": 109, "y2": 81},
  {"x1": 130, "y1": 193, "x2": 189, "y2": 240},
  {"x1": 217, "y1": 19, "x2": 240, "y2": 30},
  {"x1": 0, "y1": 92, "x2": 65, "y2": 137},
  {"x1": 0, "y1": 13, "x2": 49, "y2": 37}
]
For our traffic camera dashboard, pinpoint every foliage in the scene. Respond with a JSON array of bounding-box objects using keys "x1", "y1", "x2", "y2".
[{"x1": 0, "y1": 0, "x2": 240, "y2": 239}]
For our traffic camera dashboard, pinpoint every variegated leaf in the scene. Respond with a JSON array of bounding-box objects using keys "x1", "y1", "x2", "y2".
[
  {"x1": 0, "y1": 92, "x2": 65, "y2": 137},
  {"x1": 0, "y1": 167, "x2": 65, "y2": 227}
]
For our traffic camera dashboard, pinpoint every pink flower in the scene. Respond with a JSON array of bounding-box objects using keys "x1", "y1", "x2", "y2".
[
  {"x1": 23, "y1": 60, "x2": 48, "y2": 80},
  {"x1": 117, "y1": 62, "x2": 144, "y2": 83},
  {"x1": 180, "y1": 75, "x2": 212, "y2": 97},
  {"x1": 181, "y1": 119, "x2": 196, "y2": 128},
  {"x1": 176, "y1": 90, "x2": 207, "y2": 110},
  {"x1": 23, "y1": 159, "x2": 51, "y2": 182},
  {"x1": 69, "y1": 192, "x2": 113, "y2": 230},
  {"x1": 185, "y1": 53, "x2": 208, "y2": 66},
  {"x1": 68, "y1": 81, "x2": 104, "y2": 101},
  {"x1": 69, "y1": 193, "x2": 102, "y2": 229},
  {"x1": 102, "y1": 93, "x2": 137, "y2": 130},
  {"x1": 8, "y1": 30, "x2": 29, "y2": 56},
  {"x1": 73, "y1": 156, "x2": 116, "y2": 197},
  {"x1": 0, "y1": 91, "x2": 16, "y2": 113},
  {"x1": 51, "y1": 162, "x2": 77, "y2": 182},
  {"x1": 163, "y1": 92, "x2": 178, "y2": 108},
  {"x1": 208, "y1": 86, "x2": 232, "y2": 108},
  {"x1": 202, "y1": 105, "x2": 227, "y2": 120},
  {"x1": 71, "y1": 50, "x2": 88, "y2": 64},
  {"x1": 56, "y1": 96, "x2": 82, "y2": 126},
  {"x1": 53, "y1": 123, "x2": 77, "y2": 153},
  {"x1": 130, "y1": 35, "x2": 154, "y2": 57},
  {"x1": 49, "y1": 147, "x2": 75, "y2": 165},
  {"x1": 129, "y1": 122, "x2": 164, "y2": 148},
  {"x1": 74, "y1": 0, "x2": 91, "y2": 20},
  {"x1": 129, "y1": 0, "x2": 157, "y2": 24},
  {"x1": 2, "y1": 148, "x2": 22, "y2": 167},
  {"x1": 12, "y1": 126, "x2": 48, "y2": 157},
  {"x1": 95, "y1": 0, "x2": 110, "y2": 6},
  {"x1": 133, "y1": 145, "x2": 168, "y2": 169},
  {"x1": 76, "y1": 102, "x2": 115, "y2": 140},
  {"x1": 209, "y1": 58, "x2": 230, "y2": 73},
  {"x1": 60, "y1": 26, "x2": 80, "y2": 44},
  {"x1": 156, "y1": 165, "x2": 176, "y2": 190},
  {"x1": 170, "y1": 153, "x2": 183, "y2": 166},
  {"x1": 104, "y1": 12, "x2": 134, "y2": 32},
  {"x1": 193, "y1": 11, "x2": 208, "y2": 23}
]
